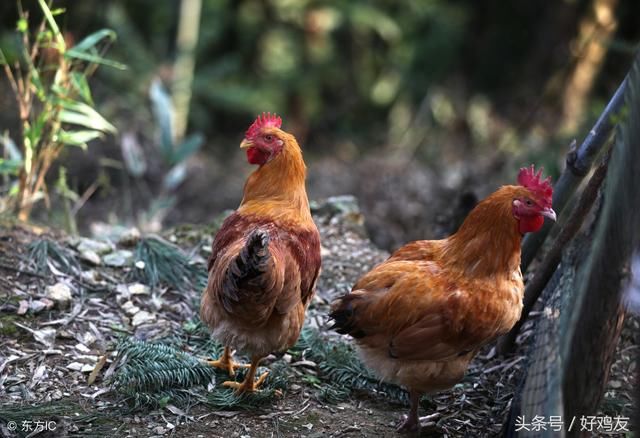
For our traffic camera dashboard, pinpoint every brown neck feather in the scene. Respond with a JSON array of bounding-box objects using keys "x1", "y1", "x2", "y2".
[
  {"x1": 440, "y1": 186, "x2": 522, "y2": 278},
  {"x1": 239, "y1": 134, "x2": 312, "y2": 225}
]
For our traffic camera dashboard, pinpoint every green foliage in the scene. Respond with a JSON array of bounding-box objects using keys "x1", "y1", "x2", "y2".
[
  {"x1": 0, "y1": 0, "x2": 122, "y2": 220},
  {"x1": 148, "y1": 79, "x2": 203, "y2": 187},
  {"x1": 112, "y1": 336, "x2": 287, "y2": 410},
  {"x1": 111, "y1": 314, "x2": 411, "y2": 414},
  {"x1": 97, "y1": 0, "x2": 470, "y2": 144},
  {"x1": 114, "y1": 338, "x2": 215, "y2": 393},
  {"x1": 130, "y1": 235, "x2": 207, "y2": 292},
  {"x1": 27, "y1": 237, "x2": 80, "y2": 276},
  {"x1": 293, "y1": 327, "x2": 409, "y2": 405}
]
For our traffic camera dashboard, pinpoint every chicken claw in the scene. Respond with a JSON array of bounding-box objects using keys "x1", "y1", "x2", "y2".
[
  {"x1": 223, "y1": 371, "x2": 269, "y2": 394},
  {"x1": 222, "y1": 356, "x2": 268, "y2": 394},
  {"x1": 396, "y1": 412, "x2": 440, "y2": 433},
  {"x1": 204, "y1": 346, "x2": 249, "y2": 377}
]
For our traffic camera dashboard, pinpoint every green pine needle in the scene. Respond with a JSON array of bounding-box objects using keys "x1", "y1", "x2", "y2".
[
  {"x1": 111, "y1": 322, "x2": 408, "y2": 413},
  {"x1": 112, "y1": 336, "x2": 288, "y2": 410},
  {"x1": 130, "y1": 236, "x2": 207, "y2": 292},
  {"x1": 27, "y1": 238, "x2": 80, "y2": 276},
  {"x1": 293, "y1": 328, "x2": 409, "y2": 405}
]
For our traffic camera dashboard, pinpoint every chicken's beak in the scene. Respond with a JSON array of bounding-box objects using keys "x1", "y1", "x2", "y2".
[
  {"x1": 541, "y1": 207, "x2": 557, "y2": 222},
  {"x1": 240, "y1": 139, "x2": 253, "y2": 149}
]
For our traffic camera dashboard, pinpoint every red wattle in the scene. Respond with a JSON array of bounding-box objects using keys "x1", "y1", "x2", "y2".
[
  {"x1": 519, "y1": 215, "x2": 545, "y2": 234},
  {"x1": 246, "y1": 147, "x2": 270, "y2": 165}
]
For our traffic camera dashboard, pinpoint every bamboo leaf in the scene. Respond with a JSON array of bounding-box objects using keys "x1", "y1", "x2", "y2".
[
  {"x1": 64, "y1": 49, "x2": 127, "y2": 70},
  {"x1": 172, "y1": 133, "x2": 203, "y2": 165},
  {"x1": 149, "y1": 78, "x2": 175, "y2": 160},
  {"x1": 0, "y1": 158, "x2": 23, "y2": 175},
  {"x1": 0, "y1": 132, "x2": 22, "y2": 161},
  {"x1": 71, "y1": 29, "x2": 116, "y2": 53},
  {"x1": 58, "y1": 130, "x2": 104, "y2": 149},
  {"x1": 70, "y1": 72, "x2": 94, "y2": 105},
  {"x1": 59, "y1": 100, "x2": 116, "y2": 133}
]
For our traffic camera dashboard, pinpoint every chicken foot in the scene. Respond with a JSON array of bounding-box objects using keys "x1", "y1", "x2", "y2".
[
  {"x1": 396, "y1": 391, "x2": 440, "y2": 433},
  {"x1": 205, "y1": 346, "x2": 250, "y2": 377},
  {"x1": 223, "y1": 356, "x2": 269, "y2": 394}
]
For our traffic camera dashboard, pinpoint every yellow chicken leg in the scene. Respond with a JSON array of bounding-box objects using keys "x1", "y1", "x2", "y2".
[
  {"x1": 205, "y1": 346, "x2": 249, "y2": 377},
  {"x1": 223, "y1": 356, "x2": 268, "y2": 394}
]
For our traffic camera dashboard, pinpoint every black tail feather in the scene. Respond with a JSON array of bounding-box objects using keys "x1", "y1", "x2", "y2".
[
  {"x1": 221, "y1": 230, "x2": 270, "y2": 311},
  {"x1": 329, "y1": 295, "x2": 366, "y2": 338}
]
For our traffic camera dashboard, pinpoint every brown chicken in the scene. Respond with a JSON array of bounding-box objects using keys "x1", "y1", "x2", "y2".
[
  {"x1": 330, "y1": 166, "x2": 555, "y2": 432},
  {"x1": 201, "y1": 113, "x2": 321, "y2": 393}
]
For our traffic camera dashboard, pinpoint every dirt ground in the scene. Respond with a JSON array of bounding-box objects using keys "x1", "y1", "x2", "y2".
[{"x1": 0, "y1": 200, "x2": 636, "y2": 438}]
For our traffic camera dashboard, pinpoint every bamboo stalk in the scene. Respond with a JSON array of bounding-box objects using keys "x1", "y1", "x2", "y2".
[{"x1": 172, "y1": 0, "x2": 202, "y2": 143}]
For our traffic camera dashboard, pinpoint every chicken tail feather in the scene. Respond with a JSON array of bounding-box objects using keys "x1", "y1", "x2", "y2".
[
  {"x1": 329, "y1": 294, "x2": 366, "y2": 339},
  {"x1": 221, "y1": 230, "x2": 271, "y2": 312}
]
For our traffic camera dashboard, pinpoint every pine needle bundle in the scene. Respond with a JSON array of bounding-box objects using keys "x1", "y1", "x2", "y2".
[
  {"x1": 293, "y1": 328, "x2": 409, "y2": 404},
  {"x1": 112, "y1": 336, "x2": 288, "y2": 410},
  {"x1": 27, "y1": 238, "x2": 80, "y2": 276},
  {"x1": 130, "y1": 236, "x2": 206, "y2": 292}
]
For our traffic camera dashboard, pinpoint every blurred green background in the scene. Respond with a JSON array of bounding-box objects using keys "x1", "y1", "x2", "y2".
[{"x1": 1, "y1": 0, "x2": 638, "y2": 249}]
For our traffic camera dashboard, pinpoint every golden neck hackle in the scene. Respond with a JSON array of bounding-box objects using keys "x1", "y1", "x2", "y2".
[
  {"x1": 238, "y1": 134, "x2": 313, "y2": 226},
  {"x1": 440, "y1": 186, "x2": 523, "y2": 279}
]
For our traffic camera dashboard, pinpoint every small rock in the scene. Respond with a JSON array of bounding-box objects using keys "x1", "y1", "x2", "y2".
[
  {"x1": 135, "y1": 260, "x2": 146, "y2": 269},
  {"x1": 103, "y1": 250, "x2": 134, "y2": 267},
  {"x1": 79, "y1": 249, "x2": 101, "y2": 265},
  {"x1": 118, "y1": 227, "x2": 141, "y2": 247},
  {"x1": 82, "y1": 332, "x2": 97, "y2": 347},
  {"x1": 17, "y1": 300, "x2": 29, "y2": 315},
  {"x1": 132, "y1": 311, "x2": 156, "y2": 326},
  {"x1": 46, "y1": 283, "x2": 73, "y2": 307},
  {"x1": 75, "y1": 343, "x2": 91, "y2": 353},
  {"x1": 128, "y1": 283, "x2": 150, "y2": 295},
  {"x1": 67, "y1": 362, "x2": 95, "y2": 373},
  {"x1": 312, "y1": 195, "x2": 361, "y2": 216},
  {"x1": 290, "y1": 384, "x2": 302, "y2": 392},
  {"x1": 66, "y1": 362, "x2": 84, "y2": 371},
  {"x1": 81, "y1": 270, "x2": 100, "y2": 283},
  {"x1": 33, "y1": 328, "x2": 56, "y2": 348},
  {"x1": 121, "y1": 300, "x2": 140, "y2": 316},
  {"x1": 77, "y1": 238, "x2": 112, "y2": 255},
  {"x1": 30, "y1": 299, "x2": 54, "y2": 314},
  {"x1": 116, "y1": 284, "x2": 130, "y2": 299},
  {"x1": 291, "y1": 360, "x2": 317, "y2": 369},
  {"x1": 153, "y1": 426, "x2": 166, "y2": 435}
]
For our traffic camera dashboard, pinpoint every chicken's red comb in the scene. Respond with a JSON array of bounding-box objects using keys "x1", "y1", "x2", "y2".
[
  {"x1": 518, "y1": 165, "x2": 553, "y2": 206},
  {"x1": 245, "y1": 112, "x2": 282, "y2": 140}
]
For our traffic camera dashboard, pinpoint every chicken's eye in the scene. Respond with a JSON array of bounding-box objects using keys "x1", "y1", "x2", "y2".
[
  {"x1": 525, "y1": 199, "x2": 533, "y2": 206},
  {"x1": 264, "y1": 134, "x2": 274, "y2": 143}
]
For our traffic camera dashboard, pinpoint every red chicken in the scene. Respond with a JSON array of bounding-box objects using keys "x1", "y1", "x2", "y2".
[
  {"x1": 200, "y1": 113, "x2": 321, "y2": 393},
  {"x1": 330, "y1": 166, "x2": 555, "y2": 432}
]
